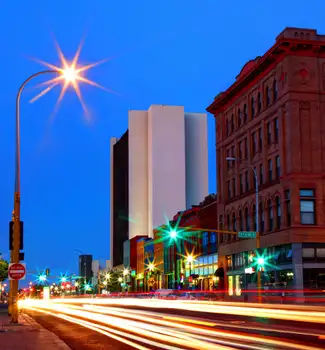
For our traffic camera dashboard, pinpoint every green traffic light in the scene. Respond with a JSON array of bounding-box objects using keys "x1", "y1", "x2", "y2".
[{"x1": 257, "y1": 257, "x2": 265, "y2": 266}]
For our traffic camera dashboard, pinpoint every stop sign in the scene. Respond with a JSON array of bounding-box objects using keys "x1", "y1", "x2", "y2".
[{"x1": 8, "y1": 263, "x2": 26, "y2": 280}]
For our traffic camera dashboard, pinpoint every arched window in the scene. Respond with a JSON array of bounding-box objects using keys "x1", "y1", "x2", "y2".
[
  {"x1": 238, "y1": 108, "x2": 242, "y2": 127},
  {"x1": 252, "y1": 205, "x2": 256, "y2": 231},
  {"x1": 245, "y1": 207, "x2": 250, "y2": 231},
  {"x1": 258, "y1": 92, "x2": 262, "y2": 113},
  {"x1": 251, "y1": 96, "x2": 255, "y2": 118},
  {"x1": 232, "y1": 213, "x2": 237, "y2": 232},
  {"x1": 276, "y1": 196, "x2": 281, "y2": 229},
  {"x1": 273, "y1": 80, "x2": 278, "y2": 101},
  {"x1": 259, "y1": 204, "x2": 264, "y2": 233},
  {"x1": 239, "y1": 210, "x2": 243, "y2": 231},
  {"x1": 266, "y1": 86, "x2": 271, "y2": 106},
  {"x1": 268, "y1": 200, "x2": 273, "y2": 231}
]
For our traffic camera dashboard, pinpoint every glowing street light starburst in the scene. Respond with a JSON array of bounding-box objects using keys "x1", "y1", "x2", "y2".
[{"x1": 31, "y1": 42, "x2": 110, "y2": 118}]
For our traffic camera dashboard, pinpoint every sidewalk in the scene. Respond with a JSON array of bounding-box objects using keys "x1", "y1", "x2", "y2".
[{"x1": 0, "y1": 305, "x2": 70, "y2": 350}]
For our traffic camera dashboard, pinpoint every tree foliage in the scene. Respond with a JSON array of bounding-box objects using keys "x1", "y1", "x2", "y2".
[{"x1": 0, "y1": 258, "x2": 9, "y2": 282}]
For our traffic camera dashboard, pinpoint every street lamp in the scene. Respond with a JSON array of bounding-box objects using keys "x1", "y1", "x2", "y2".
[
  {"x1": 226, "y1": 157, "x2": 262, "y2": 301},
  {"x1": 9, "y1": 47, "x2": 104, "y2": 323}
]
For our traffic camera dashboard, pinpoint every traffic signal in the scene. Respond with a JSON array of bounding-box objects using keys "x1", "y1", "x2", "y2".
[
  {"x1": 45, "y1": 268, "x2": 50, "y2": 276},
  {"x1": 9, "y1": 221, "x2": 23, "y2": 250}
]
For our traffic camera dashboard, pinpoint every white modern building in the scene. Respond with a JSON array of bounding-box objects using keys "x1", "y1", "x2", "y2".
[{"x1": 110, "y1": 105, "x2": 208, "y2": 266}]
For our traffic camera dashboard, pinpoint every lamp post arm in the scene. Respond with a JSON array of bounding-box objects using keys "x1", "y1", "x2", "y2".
[{"x1": 15, "y1": 70, "x2": 58, "y2": 193}]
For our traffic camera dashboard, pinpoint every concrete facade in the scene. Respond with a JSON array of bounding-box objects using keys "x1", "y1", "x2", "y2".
[
  {"x1": 207, "y1": 27, "x2": 325, "y2": 293},
  {"x1": 114, "y1": 105, "x2": 208, "y2": 242}
]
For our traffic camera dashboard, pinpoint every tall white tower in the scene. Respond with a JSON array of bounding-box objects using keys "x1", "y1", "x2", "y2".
[{"x1": 127, "y1": 105, "x2": 208, "y2": 239}]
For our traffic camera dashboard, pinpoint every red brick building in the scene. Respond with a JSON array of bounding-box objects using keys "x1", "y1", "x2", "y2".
[{"x1": 207, "y1": 28, "x2": 325, "y2": 294}]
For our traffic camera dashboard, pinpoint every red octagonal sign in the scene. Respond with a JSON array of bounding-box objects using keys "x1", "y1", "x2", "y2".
[{"x1": 8, "y1": 263, "x2": 26, "y2": 280}]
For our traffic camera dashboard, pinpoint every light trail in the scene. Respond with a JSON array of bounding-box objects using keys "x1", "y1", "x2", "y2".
[{"x1": 19, "y1": 298, "x2": 325, "y2": 350}]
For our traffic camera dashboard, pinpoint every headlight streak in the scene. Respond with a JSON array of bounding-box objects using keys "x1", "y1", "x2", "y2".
[
  {"x1": 20, "y1": 299, "x2": 325, "y2": 350},
  {"x1": 40, "y1": 297, "x2": 325, "y2": 324},
  {"x1": 22, "y1": 300, "x2": 226, "y2": 350}
]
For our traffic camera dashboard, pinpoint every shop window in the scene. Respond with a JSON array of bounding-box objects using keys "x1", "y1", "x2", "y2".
[
  {"x1": 226, "y1": 255, "x2": 233, "y2": 269},
  {"x1": 267, "y1": 122, "x2": 272, "y2": 144},
  {"x1": 268, "y1": 159, "x2": 273, "y2": 181},
  {"x1": 268, "y1": 200, "x2": 273, "y2": 231},
  {"x1": 285, "y1": 190, "x2": 291, "y2": 226},
  {"x1": 275, "y1": 155, "x2": 280, "y2": 179},
  {"x1": 317, "y1": 248, "x2": 325, "y2": 259},
  {"x1": 202, "y1": 232, "x2": 209, "y2": 247},
  {"x1": 274, "y1": 118, "x2": 279, "y2": 143},
  {"x1": 251, "y1": 96, "x2": 255, "y2": 118},
  {"x1": 300, "y1": 189, "x2": 315, "y2": 225},
  {"x1": 210, "y1": 233, "x2": 216, "y2": 244},
  {"x1": 303, "y1": 248, "x2": 315, "y2": 259},
  {"x1": 258, "y1": 92, "x2": 262, "y2": 113},
  {"x1": 238, "y1": 108, "x2": 242, "y2": 127},
  {"x1": 276, "y1": 196, "x2": 281, "y2": 229}
]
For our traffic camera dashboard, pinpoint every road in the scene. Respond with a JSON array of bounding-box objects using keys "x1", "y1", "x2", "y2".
[{"x1": 20, "y1": 297, "x2": 325, "y2": 349}]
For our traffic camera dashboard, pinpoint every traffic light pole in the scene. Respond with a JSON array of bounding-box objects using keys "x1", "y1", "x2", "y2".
[{"x1": 9, "y1": 70, "x2": 57, "y2": 323}]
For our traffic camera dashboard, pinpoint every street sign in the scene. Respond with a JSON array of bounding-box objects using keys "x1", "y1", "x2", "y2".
[
  {"x1": 8, "y1": 263, "x2": 26, "y2": 280},
  {"x1": 238, "y1": 231, "x2": 257, "y2": 238}
]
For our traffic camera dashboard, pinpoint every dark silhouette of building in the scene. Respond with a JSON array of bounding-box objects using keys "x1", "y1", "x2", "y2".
[
  {"x1": 112, "y1": 131, "x2": 129, "y2": 267},
  {"x1": 79, "y1": 255, "x2": 93, "y2": 282}
]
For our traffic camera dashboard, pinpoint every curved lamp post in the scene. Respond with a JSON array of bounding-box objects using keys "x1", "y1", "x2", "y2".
[{"x1": 10, "y1": 70, "x2": 59, "y2": 323}]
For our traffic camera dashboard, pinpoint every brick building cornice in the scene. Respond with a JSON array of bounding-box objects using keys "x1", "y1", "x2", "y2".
[{"x1": 207, "y1": 27, "x2": 325, "y2": 115}]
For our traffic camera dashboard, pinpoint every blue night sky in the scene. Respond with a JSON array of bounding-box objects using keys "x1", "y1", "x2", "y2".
[{"x1": 1, "y1": 1, "x2": 325, "y2": 283}]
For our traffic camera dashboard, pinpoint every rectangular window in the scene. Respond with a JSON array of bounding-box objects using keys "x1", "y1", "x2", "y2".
[
  {"x1": 267, "y1": 122, "x2": 272, "y2": 145},
  {"x1": 268, "y1": 159, "x2": 273, "y2": 181},
  {"x1": 232, "y1": 178, "x2": 236, "y2": 198},
  {"x1": 275, "y1": 155, "x2": 280, "y2": 179},
  {"x1": 258, "y1": 128, "x2": 262, "y2": 151},
  {"x1": 244, "y1": 138, "x2": 248, "y2": 159},
  {"x1": 238, "y1": 141, "x2": 242, "y2": 160},
  {"x1": 259, "y1": 164, "x2": 263, "y2": 185},
  {"x1": 252, "y1": 132, "x2": 257, "y2": 155},
  {"x1": 300, "y1": 200, "x2": 315, "y2": 224},
  {"x1": 285, "y1": 190, "x2": 291, "y2": 226},
  {"x1": 303, "y1": 248, "x2": 315, "y2": 259},
  {"x1": 300, "y1": 189, "x2": 315, "y2": 225},
  {"x1": 274, "y1": 118, "x2": 279, "y2": 143}
]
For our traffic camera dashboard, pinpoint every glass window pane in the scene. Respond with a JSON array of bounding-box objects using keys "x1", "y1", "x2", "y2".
[
  {"x1": 303, "y1": 248, "x2": 315, "y2": 258},
  {"x1": 316, "y1": 248, "x2": 325, "y2": 258},
  {"x1": 300, "y1": 200, "x2": 314, "y2": 212},
  {"x1": 301, "y1": 212, "x2": 315, "y2": 224},
  {"x1": 300, "y1": 189, "x2": 314, "y2": 197}
]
